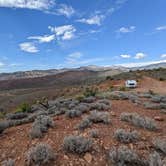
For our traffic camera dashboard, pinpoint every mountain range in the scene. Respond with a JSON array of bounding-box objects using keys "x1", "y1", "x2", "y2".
[{"x1": 0, "y1": 62, "x2": 165, "y2": 81}]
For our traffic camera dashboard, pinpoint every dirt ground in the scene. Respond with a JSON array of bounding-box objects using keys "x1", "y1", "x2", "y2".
[
  {"x1": 0, "y1": 100, "x2": 165, "y2": 165},
  {"x1": 0, "y1": 77, "x2": 166, "y2": 165}
]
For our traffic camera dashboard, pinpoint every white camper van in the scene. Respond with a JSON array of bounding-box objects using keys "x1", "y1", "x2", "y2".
[{"x1": 125, "y1": 80, "x2": 137, "y2": 88}]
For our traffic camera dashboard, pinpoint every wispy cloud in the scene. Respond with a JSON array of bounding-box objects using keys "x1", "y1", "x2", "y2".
[
  {"x1": 28, "y1": 35, "x2": 55, "y2": 43},
  {"x1": 66, "y1": 52, "x2": 83, "y2": 64},
  {"x1": 0, "y1": 0, "x2": 76, "y2": 18},
  {"x1": 117, "y1": 60, "x2": 166, "y2": 68},
  {"x1": 65, "y1": 52, "x2": 103, "y2": 67},
  {"x1": 0, "y1": 61, "x2": 5, "y2": 67},
  {"x1": 68, "y1": 52, "x2": 82, "y2": 59},
  {"x1": 117, "y1": 26, "x2": 136, "y2": 33},
  {"x1": 161, "y1": 54, "x2": 166, "y2": 58},
  {"x1": 0, "y1": 0, "x2": 55, "y2": 10},
  {"x1": 155, "y1": 25, "x2": 166, "y2": 31},
  {"x1": 77, "y1": 15, "x2": 104, "y2": 26},
  {"x1": 19, "y1": 42, "x2": 39, "y2": 53},
  {"x1": 9, "y1": 63, "x2": 23, "y2": 67},
  {"x1": 48, "y1": 25, "x2": 76, "y2": 40},
  {"x1": 56, "y1": 4, "x2": 75, "y2": 18},
  {"x1": 120, "y1": 54, "x2": 131, "y2": 58},
  {"x1": 134, "y1": 52, "x2": 146, "y2": 59},
  {"x1": 76, "y1": 0, "x2": 128, "y2": 27}
]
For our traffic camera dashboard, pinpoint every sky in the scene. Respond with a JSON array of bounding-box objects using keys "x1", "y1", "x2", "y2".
[{"x1": 0, "y1": 0, "x2": 166, "y2": 73}]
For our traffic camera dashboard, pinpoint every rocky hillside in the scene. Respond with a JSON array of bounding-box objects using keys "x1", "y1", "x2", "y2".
[{"x1": 0, "y1": 88, "x2": 166, "y2": 165}]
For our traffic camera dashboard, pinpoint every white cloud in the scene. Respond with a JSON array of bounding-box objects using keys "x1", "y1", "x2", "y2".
[
  {"x1": 48, "y1": 25, "x2": 76, "y2": 40},
  {"x1": 0, "y1": 0, "x2": 76, "y2": 18},
  {"x1": 28, "y1": 34, "x2": 55, "y2": 43},
  {"x1": 77, "y1": 15, "x2": 104, "y2": 26},
  {"x1": 134, "y1": 52, "x2": 146, "y2": 59},
  {"x1": 66, "y1": 52, "x2": 82, "y2": 64},
  {"x1": 117, "y1": 60, "x2": 166, "y2": 68},
  {"x1": 120, "y1": 54, "x2": 131, "y2": 58},
  {"x1": 68, "y1": 52, "x2": 82, "y2": 59},
  {"x1": 56, "y1": 4, "x2": 75, "y2": 18},
  {"x1": 156, "y1": 25, "x2": 166, "y2": 31},
  {"x1": 0, "y1": 0, "x2": 55, "y2": 10},
  {"x1": 161, "y1": 54, "x2": 166, "y2": 58},
  {"x1": 0, "y1": 61, "x2": 5, "y2": 67},
  {"x1": 9, "y1": 63, "x2": 23, "y2": 67},
  {"x1": 117, "y1": 26, "x2": 135, "y2": 33},
  {"x1": 19, "y1": 42, "x2": 39, "y2": 53}
]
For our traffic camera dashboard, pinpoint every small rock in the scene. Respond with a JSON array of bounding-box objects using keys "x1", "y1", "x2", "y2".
[
  {"x1": 64, "y1": 155, "x2": 69, "y2": 160},
  {"x1": 154, "y1": 116, "x2": 164, "y2": 121},
  {"x1": 129, "y1": 143, "x2": 134, "y2": 149},
  {"x1": 84, "y1": 153, "x2": 92, "y2": 163},
  {"x1": 111, "y1": 112, "x2": 116, "y2": 116}
]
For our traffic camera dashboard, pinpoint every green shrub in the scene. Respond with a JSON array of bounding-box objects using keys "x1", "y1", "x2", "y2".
[
  {"x1": 159, "y1": 77, "x2": 165, "y2": 81},
  {"x1": 75, "y1": 95, "x2": 84, "y2": 102},
  {"x1": 119, "y1": 86, "x2": 128, "y2": 91},
  {"x1": 106, "y1": 76, "x2": 114, "y2": 80},
  {"x1": 148, "y1": 89, "x2": 155, "y2": 95},
  {"x1": 16, "y1": 103, "x2": 31, "y2": 113},
  {"x1": 0, "y1": 112, "x2": 5, "y2": 119},
  {"x1": 109, "y1": 85, "x2": 114, "y2": 91},
  {"x1": 83, "y1": 87, "x2": 98, "y2": 97}
]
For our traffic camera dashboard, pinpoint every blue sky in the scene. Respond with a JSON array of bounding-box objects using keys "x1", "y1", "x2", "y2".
[{"x1": 0, "y1": 0, "x2": 166, "y2": 72}]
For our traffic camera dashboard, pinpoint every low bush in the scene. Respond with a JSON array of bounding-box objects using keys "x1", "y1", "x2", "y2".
[
  {"x1": 82, "y1": 96, "x2": 96, "y2": 103},
  {"x1": 108, "y1": 146, "x2": 147, "y2": 166},
  {"x1": 75, "y1": 103, "x2": 90, "y2": 113},
  {"x1": 144, "y1": 102, "x2": 161, "y2": 110},
  {"x1": 1, "y1": 159, "x2": 14, "y2": 166},
  {"x1": 6, "y1": 112, "x2": 28, "y2": 120},
  {"x1": 98, "y1": 99, "x2": 111, "y2": 106},
  {"x1": 120, "y1": 112, "x2": 157, "y2": 131},
  {"x1": 26, "y1": 143, "x2": 55, "y2": 166},
  {"x1": 149, "y1": 152, "x2": 163, "y2": 166},
  {"x1": 76, "y1": 118, "x2": 92, "y2": 130},
  {"x1": 0, "y1": 121, "x2": 10, "y2": 134},
  {"x1": 47, "y1": 106, "x2": 66, "y2": 116},
  {"x1": 89, "y1": 129, "x2": 99, "y2": 138},
  {"x1": 90, "y1": 102, "x2": 110, "y2": 111},
  {"x1": 65, "y1": 109, "x2": 82, "y2": 118},
  {"x1": 63, "y1": 135, "x2": 93, "y2": 154},
  {"x1": 114, "y1": 129, "x2": 139, "y2": 143},
  {"x1": 30, "y1": 115, "x2": 54, "y2": 138},
  {"x1": 88, "y1": 111, "x2": 111, "y2": 124},
  {"x1": 153, "y1": 138, "x2": 166, "y2": 155}
]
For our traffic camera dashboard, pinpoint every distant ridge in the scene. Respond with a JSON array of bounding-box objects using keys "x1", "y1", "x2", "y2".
[{"x1": 0, "y1": 62, "x2": 165, "y2": 81}]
